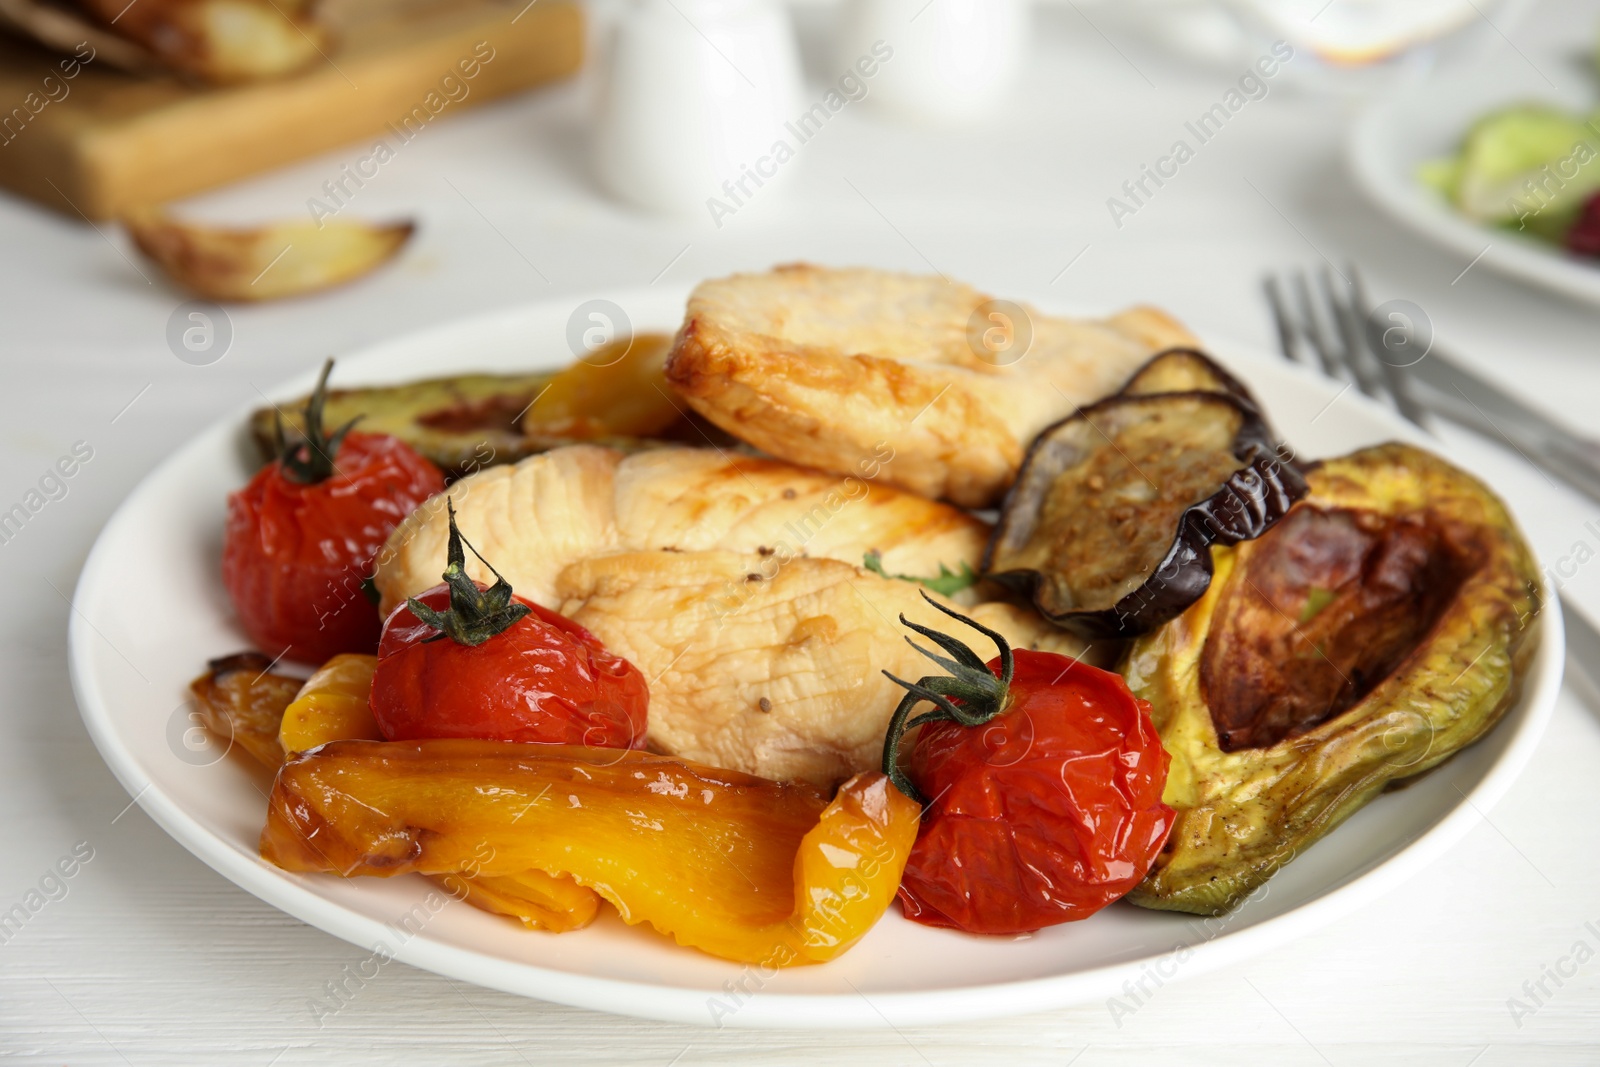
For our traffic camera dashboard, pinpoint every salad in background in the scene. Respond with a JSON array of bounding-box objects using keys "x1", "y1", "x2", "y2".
[{"x1": 1422, "y1": 62, "x2": 1600, "y2": 258}]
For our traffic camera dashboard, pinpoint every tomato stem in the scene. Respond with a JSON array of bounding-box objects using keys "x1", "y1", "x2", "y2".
[
  {"x1": 404, "y1": 499, "x2": 532, "y2": 647},
  {"x1": 879, "y1": 592, "x2": 1013, "y2": 806},
  {"x1": 276, "y1": 358, "x2": 362, "y2": 485}
]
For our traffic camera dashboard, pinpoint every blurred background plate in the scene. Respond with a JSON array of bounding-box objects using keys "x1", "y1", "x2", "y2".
[{"x1": 1349, "y1": 41, "x2": 1600, "y2": 304}]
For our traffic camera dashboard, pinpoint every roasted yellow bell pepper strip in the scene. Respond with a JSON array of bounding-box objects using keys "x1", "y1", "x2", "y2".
[
  {"x1": 261, "y1": 740, "x2": 920, "y2": 965},
  {"x1": 189, "y1": 653, "x2": 299, "y2": 769},
  {"x1": 193, "y1": 652, "x2": 602, "y2": 932},
  {"x1": 274, "y1": 653, "x2": 604, "y2": 932},
  {"x1": 279, "y1": 654, "x2": 384, "y2": 754},
  {"x1": 435, "y1": 870, "x2": 602, "y2": 933},
  {"x1": 523, "y1": 334, "x2": 680, "y2": 439}
]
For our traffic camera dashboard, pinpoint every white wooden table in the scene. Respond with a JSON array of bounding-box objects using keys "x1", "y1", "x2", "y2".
[{"x1": 4, "y1": 1, "x2": 1600, "y2": 1062}]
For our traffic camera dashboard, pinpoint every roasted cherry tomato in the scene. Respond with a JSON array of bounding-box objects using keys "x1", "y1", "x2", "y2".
[
  {"x1": 222, "y1": 360, "x2": 444, "y2": 665},
  {"x1": 881, "y1": 596, "x2": 1174, "y2": 935},
  {"x1": 370, "y1": 501, "x2": 649, "y2": 748}
]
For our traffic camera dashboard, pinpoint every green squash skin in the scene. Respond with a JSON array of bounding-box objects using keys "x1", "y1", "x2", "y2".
[{"x1": 1122, "y1": 443, "x2": 1542, "y2": 916}]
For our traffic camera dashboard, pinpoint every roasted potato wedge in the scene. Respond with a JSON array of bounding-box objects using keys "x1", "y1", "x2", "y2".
[
  {"x1": 76, "y1": 0, "x2": 328, "y2": 84},
  {"x1": 0, "y1": 0, "x2": 161, "y2": 76},
  {"x1": 125, "y1": 211, "x2": 413, "y2": 302}
]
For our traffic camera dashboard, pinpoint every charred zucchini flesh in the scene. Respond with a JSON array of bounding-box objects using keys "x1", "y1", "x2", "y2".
[
  {"x1": 249, "y1": 335, "x2": 713, "y2": 480},
  {"x1": 251, "y1": 370, "x2": 558, "y2": 479},
  {"x1": 984, "y1": 391, "x2": 1305, "y2": 638},
  {"x1": 1123, "y1": 443, "x2": 1541, "y2": 914}
]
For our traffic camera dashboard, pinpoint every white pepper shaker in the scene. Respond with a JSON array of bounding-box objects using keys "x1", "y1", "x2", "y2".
[{"x1": 592, "y1": 0, "x2": 804, "y2": 216}]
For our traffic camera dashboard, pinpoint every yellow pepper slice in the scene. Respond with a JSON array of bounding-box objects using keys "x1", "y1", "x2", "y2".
[
  {"x1": 189, "y1": 653, "x2": 299, "y2": 769},
  {"x1": 278, "y1": 654, "x2": 384, "y2": 754},
  {"x1": 435, "y1": 870, "x2": 602, "y2": 934},
  {"x1": 787, "y1": 772, "x2": 923, "y2": 963},
  {"x1": 261, "y1": 740, "x2": 920, "y2": 965},
  {"x1": 524, "y1": 334, "x2": 680, "y2": 439},
  {"x1": 194, "y1": 652, "x2": 602, "y2": 932}
]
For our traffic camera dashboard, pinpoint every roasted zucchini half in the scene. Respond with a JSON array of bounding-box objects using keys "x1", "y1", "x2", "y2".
[
  {"x1": 1123, "y1": 443, "x2": 1541, "y2": 914},
  {"x1": 983, "y1": 391, "x2": 1306, "y2": 638},
  {"x1": 251, "y1": 370, "x2": 557, "y2": 479},
  {"x1": 249, "y1": 335, "x2": 715, "y2": 479}
]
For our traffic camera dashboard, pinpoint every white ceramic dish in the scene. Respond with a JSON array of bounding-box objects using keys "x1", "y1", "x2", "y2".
[
  {"x1": 1349, "y1": 46, "x2": 1600, "y2": 304},
  {"x1": 68, "y1": 287, "x2": 1564, "y2": 1029}
]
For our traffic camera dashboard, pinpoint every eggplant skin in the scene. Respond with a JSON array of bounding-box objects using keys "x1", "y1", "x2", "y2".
[
  {"x1": 1122, "y1": 443, "x2": 1542, "y2": 915},
  {"x1": 1118, "y1": 348, "x2": 1261, "y2": 410},
  {"x1": 984, "y1": 391, "x2": 1307, "y2": 639},
  {"x1": 1096, "y1": 443, "x2": 1307, "y2": 638}
]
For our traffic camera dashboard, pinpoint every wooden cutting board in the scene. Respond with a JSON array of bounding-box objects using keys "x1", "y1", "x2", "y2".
[{"x1": 0, "y1": 0, "x2": 582, "y2": 219}]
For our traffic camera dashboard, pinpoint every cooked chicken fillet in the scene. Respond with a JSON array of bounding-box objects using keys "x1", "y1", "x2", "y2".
[
  {"x1": 664, "y1": 264, "x2": 1199, "y2": 507},
  {"x1": 374, "y1": 444, "x2": 989, "y2": 617},
  {"x1": 556, "y1": 550, "x2": 1090, "y2": 785}
]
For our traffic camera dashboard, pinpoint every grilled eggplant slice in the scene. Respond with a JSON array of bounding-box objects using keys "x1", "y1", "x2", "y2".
[
  {"x1": 1123, "y1": 443, "x2": 1541, "y2": 914},
  {"x1": 249, "y1": 335, "x2": 720, "y2": 480},
  {"x1": 983, "y1": 391, "x2": 1305, "y2": 638},
  {"x1": 1119, "y1": 348, "x2": 1259, "y2": 406}
]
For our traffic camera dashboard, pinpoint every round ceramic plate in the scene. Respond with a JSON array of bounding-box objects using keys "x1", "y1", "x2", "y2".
[
  {"x1": 1349, "y1": 45, "x2": 1600, "y2": 304},
  {"x1": 68, "y1": 287, "x2": 1564, "y2": 1029}
]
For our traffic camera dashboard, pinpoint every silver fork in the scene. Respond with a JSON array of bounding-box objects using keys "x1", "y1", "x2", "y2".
[
  {"x1": 1265, "y1": 264, "x2": 1600, "y2": 684},
  {"x1": 1265, "y1": 265, "x2": 1429, "y2": 426},
  {"x1": 1265, "y1": 265, "x2": 1600, "y2": 503}
]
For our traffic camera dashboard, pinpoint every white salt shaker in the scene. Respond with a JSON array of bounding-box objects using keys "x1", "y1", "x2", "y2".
[
  {"x1": 837, "y1": 0, "x2": 1030, "y2": 124},
  {"x1": 592, "y1": 0, "x2": 804, "y2": 216}
]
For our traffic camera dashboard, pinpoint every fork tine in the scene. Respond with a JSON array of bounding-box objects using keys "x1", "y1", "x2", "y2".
[
  {"x1": 1263, "y1": 274, "x2": 1300, "y2": 364},
  {"x1": 1348, "y1": 267, "x2": 1429, "y2": 429},
  {"x1": 1290, "y1": 269, "x2": 1346, "y2": 382},
  {"x1": 1319, "y1": 265, "x2": 1382, "y2": 399}
]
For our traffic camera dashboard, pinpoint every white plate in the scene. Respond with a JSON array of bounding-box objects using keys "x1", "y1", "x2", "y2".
[
  {"x1": 68, "y1": 288, "x2": 1564, "y2": 1029},
  {"x1": 1349, "y1": 46, "x2": 1600, "y2": 304}
]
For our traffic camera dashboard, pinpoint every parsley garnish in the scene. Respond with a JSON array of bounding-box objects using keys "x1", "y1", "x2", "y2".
[{"x1": 863, "y1": 550, "x2": 979, "y2": 597}]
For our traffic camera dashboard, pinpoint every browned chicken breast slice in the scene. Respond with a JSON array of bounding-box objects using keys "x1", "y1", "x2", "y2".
[
  {"x1": 556, "y1": 550, "x2": 1090, "y2": 785},
  {"x1": 373, "y1": 444, "x2": 988, "y2": 617},
  {"x1": 665, "y1": 264, "x2": 1199, "y2": 507}
]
